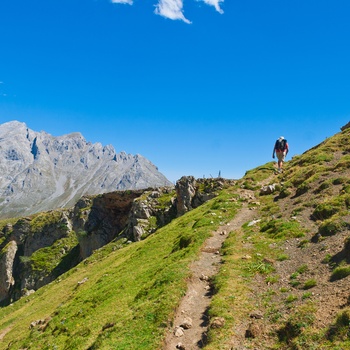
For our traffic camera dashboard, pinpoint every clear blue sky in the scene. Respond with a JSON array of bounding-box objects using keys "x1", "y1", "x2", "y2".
[{"x1": 0, "y1": 0, "x2": 349, "y2": 183}]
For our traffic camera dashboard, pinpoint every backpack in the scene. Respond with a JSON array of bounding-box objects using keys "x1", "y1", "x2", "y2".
[{"x1": 275, "y1": 139, "x2": 286, "y2": 151}]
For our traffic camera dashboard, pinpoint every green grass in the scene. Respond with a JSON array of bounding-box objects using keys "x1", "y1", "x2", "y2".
[
  {"x1": 303, "y1": 279, "x2": 317, "y2": 290},
  {"x1": 318, "y1": 217, "x2": 348, "y2": 236},
  {"x1": 331, "y1": 266, "x2": 350, "y2": 281},
  {"x1": 30, "y1": 210, "x2": 66, "y2": 233},
  {"x1": 260, "y1": 219, "x2": 305, "y2": 239},
  {"x1": 277, "y1": 302, "x2": 316, "y2": 344},
  {"x1": 154, "y1": 189, "x2": 176, "y2": 209},
  {"x1": 0, "y1": 188, "x2": 241, "y2": 349},
  {"x1": 285, "y1": 294, "x2": 298, "y2": 304}
]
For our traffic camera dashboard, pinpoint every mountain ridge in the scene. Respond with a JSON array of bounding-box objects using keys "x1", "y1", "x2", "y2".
[{"x1": 0, "y1": 121, "x2": 172, "y2": 219}]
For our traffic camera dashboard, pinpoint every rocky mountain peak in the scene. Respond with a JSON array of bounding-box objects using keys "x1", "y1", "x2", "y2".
[{"x1": 0, "y1": 120, "x2": 172, "y2": 219}]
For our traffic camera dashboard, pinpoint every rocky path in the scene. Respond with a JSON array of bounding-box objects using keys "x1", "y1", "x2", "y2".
[{"x1": 163, "y1": 198, "x2": 257, "y2": 350}]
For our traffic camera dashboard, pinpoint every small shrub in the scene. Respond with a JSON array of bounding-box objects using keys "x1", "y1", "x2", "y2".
[
  {"x1": 247, "y1": 260, "x2": 275, "y2": 275},
  {"x1": 295, "y1": 183, "x2": 310, "y2": 197},
  {"x1": 314, "y1": 181, "x2": 331, "y2": 194},
  {"x1": 279, "y1": 187, "x2": 292, "y2": 198},
  {"x1": 172, "y1": 233, "x2": 194, "y2": 252},
  {"x1": 291, "y1": 167, "x2": 317, "y2": 186},
  {"x1": 312, "y1": 203, "x2": 338, "y2": 221},
  {"x1": 303, "y1": 279, "x2": 317, "y2": 290},
  {"x1": 277, "y1": 302, "x2": 316, "y2": 342},
  {"x1": 242, "y1": 180, "x2": 258, "y2": 191},
  {"x1": 298, "y1": 239, "x2": 309, "y2": 248},
  {"x1": 265, "y1": 275, "x2": 279, "y2": 284},
  {"x1": 290, "y1": 272, "x2": 299, "y2": 280},
  {"x1": 334, "y1": 156, "x2": 350, "y2": 170},
  {"x1": 302, "y1": 292, "x2": 312, "y2": 300},
  {"x1": 345, "y1": 195, "x2": 350, "y2": 208},
  {"x1": 327, "y1": 309, "x2": 350, "y2": 341},
  {"x1": 333, "y1": 177, "x2": 348, "y2": 185},
  {"x1": 285, "y1": 294, "x2": 298, "y2": 304},
  {"x1": 322, "y1": 254, "x2": 332, "y2": 264},
  {"x1": 291, "y1": 207, "x2": 304, "y2": 216},
  {"x1": 277, "y1": 254, "x2": 289, "y2": 261},
  {"x1": 342, "y1": 184, "x2": 350, "y2": 194},
  {"x1": 296, "y1": 265, "x2": 308, "y2": 274},
  {"x1": 290, "y1": 280, "x2": 301, "y2": 288},
  {"x1": 318, "y1": 219, "x2": 346, "y2": 237},
  {"x1": 331, "y1": 266, "x2": 350, "y2": 281}
]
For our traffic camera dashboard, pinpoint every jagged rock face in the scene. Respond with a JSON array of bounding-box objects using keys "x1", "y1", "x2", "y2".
[
  {"x1": 175, "y1": 176, "x2": 236, "y2": 216},
  {"x1": 0, "y1": 121, "x2": 172, "y2": 219},
  {"x1": 72, "y1": 190, "x2": 146, "y2": 259},
  {"x1": 176, "y1": 176, "x2": 197, "y2": 216},
  {"x1": 0, "y1": 241, "x2": 17, "y2": 302},
  {"x1": 126, "y1": 188, "x2": 177, "y2": 241}
]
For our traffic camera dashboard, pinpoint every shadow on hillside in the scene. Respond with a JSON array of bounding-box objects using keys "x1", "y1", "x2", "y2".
[
  {"x1": 197, "y1": 306, "x2": 209, "y2": 348},
  {"x1": 196, "y1": 283, "x2": 218, "y2": 348},
  {"x1": 51, "y1": 244, "x2": 81, "y2": 279},
  {"x1": 330, "y1": 248, "x2": 350, "y2": 266}
]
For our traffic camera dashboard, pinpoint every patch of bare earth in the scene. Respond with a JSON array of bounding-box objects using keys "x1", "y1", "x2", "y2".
[
  {"x1": 0, "y1": 327, "x2": 11, "y2": 341},
  {"x1": 163, "y1": 190, "x2": 257, "y2": 350}
]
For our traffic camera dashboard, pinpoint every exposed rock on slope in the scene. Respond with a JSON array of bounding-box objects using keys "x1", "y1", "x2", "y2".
[
  {"x1": 0, "y1": 121, "x2": 172, "y2": 219},
  {"x1": 0, "y1": 176, "x2": 234, "y2": 304}
]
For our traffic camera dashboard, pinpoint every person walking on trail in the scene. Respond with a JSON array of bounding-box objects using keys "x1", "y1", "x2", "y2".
[{"x1": 272, "y1": 136, "x2": 289, "y2": 172}]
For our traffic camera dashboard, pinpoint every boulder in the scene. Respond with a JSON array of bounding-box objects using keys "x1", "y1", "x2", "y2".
[{"x1": 260, "y1": 184, "x2": 276, "y2": 195}]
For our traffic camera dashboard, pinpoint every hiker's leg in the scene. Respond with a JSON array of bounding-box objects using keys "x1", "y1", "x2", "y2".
[{"x1": 276, "y1": 153, "x2": 283, "y2": 169}]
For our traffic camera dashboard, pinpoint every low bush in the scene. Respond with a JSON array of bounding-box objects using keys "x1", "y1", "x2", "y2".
[
  {"x1": 277, "y1": 303, "x2": 316, "y2": 343},
  {"x1": 312, "y1": 196, "x2": 347, "y2": 221},
  {"x1": 330, "y1": 266, "x2": 350, "y2": 281},
  {"x1": 326, "y1": 309, "x2": 350, "y2": 341},
  {"x1": 260, "y1": 219, "x2": 305, "y2": 239},
  {"x1": 318, "y1": 218, "x2": 347, "y2": 236},
  {"x1": 303, "y1": 279, "x2": 317, "y2": 290},
  {"x1": 295, "y1": 183, "x2": 310, "y2": 197}
]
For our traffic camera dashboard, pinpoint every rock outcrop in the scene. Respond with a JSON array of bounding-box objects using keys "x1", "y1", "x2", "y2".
[
  {"x1": 0, "y1": 241, "x2": 17, "y2": 302},
  {"x1": 0, "y1": 120, "x2": 172, "y2": 219},
  {"x1": 175, "y1": 176, "x2": 235, "y2": 216}
]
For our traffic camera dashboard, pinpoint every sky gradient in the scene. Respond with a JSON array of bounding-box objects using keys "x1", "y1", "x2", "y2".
[{"x1": 0, "y1": 0, "x2": 349, "y2": 182}]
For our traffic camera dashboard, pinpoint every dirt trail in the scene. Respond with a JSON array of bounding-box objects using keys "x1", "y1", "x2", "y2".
[{"x1": 163, "y1": 195, "x2": 257, "y2": 350}]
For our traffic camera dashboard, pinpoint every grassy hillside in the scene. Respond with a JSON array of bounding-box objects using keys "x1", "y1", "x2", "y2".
[
  {"x1": 1, "y1": 125, "x2": 350, "y2": 349},
  {"x1": 205, "y1": 126, "x2": 350, "y2": 349},
  {"x1": 0, "y1": 188, "x2": 242, "y2": 349}
]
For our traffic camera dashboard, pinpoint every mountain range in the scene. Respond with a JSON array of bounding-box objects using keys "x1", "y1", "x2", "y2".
[{"x1": 0, "y1": 121, "x2": 172, "y2": 219}]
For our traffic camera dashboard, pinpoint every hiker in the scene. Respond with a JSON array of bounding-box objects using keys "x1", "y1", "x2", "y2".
[{"x1": 272, "y1": 136, "x2": 289, "y2": 172}]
